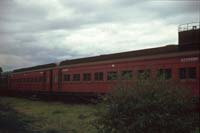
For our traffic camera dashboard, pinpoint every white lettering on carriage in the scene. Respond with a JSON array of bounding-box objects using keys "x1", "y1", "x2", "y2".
[
  {"x1": 62, "y1": 69, "x2": 68, "y2": 72},
  {"x1": 181, "y1": 57, "x2": 199, "y2": 62}
]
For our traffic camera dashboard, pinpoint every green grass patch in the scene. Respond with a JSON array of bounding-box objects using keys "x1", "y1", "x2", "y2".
[{"x1": 0, "y1": 96, "x2": 97, "y2": 133}]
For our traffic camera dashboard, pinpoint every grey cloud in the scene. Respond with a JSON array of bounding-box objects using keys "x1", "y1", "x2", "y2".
[
  {"x1": 0, "y1": 41, "x2": 84, "y2": 70},
  {"x1": 1, "y1": 0, "x2": 198, "y2": 34},
  {"x1": 0, "y1": 0, "x2": 47, "y2": 22},
  {"x1": 143, "y1": 1, "x2": 200, "y2": 21}
]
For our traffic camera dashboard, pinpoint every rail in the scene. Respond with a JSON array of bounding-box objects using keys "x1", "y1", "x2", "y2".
[{"x1": 178, "y1": 22, "x2": 200, "y2": 32}]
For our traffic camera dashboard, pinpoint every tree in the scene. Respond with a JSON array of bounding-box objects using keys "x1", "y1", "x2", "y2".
[
  {"x1": 0, "y1": 67, "x2": 2, "y2": 76},
  {"x1": 94, "y1": 77, "x2": 199, "y2": 133}
]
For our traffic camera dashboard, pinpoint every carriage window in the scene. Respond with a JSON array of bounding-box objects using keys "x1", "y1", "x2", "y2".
[
  {"x1": 54, "y1": 76, "x2": 58, "y2": 82},
  {"x1": 179, "y1": 68, "x2": 186, "y2": 79},
  {"x1": 43, "y1": 77, "x2": 47, "y2": 82},
  {"x1": 83, "y1": 73, "x2": 91, "y2": 81},
  {"x1": 37, "y1": 78, "x2": 40, "y2": 82},
  {"x1": 39, "y1": 77, "x2": 43, "y2": 82},
  {"x1": 165, "y1": 69, "x2": 172, "y2": 79},
  {"x1": 95, "y1": 72, "x2": 104, "y2": 81},
  {"x1": 179, "y1": 67, "x2": 196, "y2": 80},
  {"x1": 188, "y1": 67, "x2": 196, "y2": 79},
  {"x1": 64, "y1": 74, "x2": 70, "y2": 81},
  {"x1": 121, "y1": 70, "x2": 132, "y2": 80},
  {"x1": 157, "y1": 68, "x2": 171, "y2": 79},
  {"x1": 73, "y1": 74, "x2": 80, "y2": 81},
  {"x1": 138, "y1": 69, "x2": 150, "y2": 79},
  {"x1": 35, "y1": 77, "x2": 38, "y2": 82},
  {"x1": 157, "y1": 69, "x2": 164, "y2": 78},
  {"x1": 107, "y1": 71, "x2": 118, "y2": 80}
]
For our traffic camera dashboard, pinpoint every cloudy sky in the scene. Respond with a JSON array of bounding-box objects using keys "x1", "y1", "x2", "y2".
[{"x1": 0, "y1": 0, "x2": 199, "y2": 71}]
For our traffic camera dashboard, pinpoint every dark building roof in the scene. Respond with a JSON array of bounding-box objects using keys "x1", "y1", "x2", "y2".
[
  {"x1": 60, "y1": 45, "x2": 180, "y2": 66},
  {"x1": 13, "y1": 63, "x2": 56, "y2": 73},
  {"x1": 178, "y1": 28, "x2": 200, "y2": 51}
]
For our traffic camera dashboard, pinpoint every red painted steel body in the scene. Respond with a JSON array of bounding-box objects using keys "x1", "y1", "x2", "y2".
[
  {"x1": 8, "y1": 50, "x2": 199, "y2": 96},
  {"x1": 10, "y1": 70, "x2": 53, "y2": 92},
  {"x1": 59, "y1": 52, "x2": 199, "y2": 95}
]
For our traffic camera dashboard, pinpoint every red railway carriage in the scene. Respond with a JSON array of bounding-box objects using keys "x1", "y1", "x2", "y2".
[
  {"x1": 58, "y1": 45, "x2": 199, "y2": 95},
  {"x1": 10, "y1": 63, "x2": 56, "y2": 92},
  {"x1": 7, "y1": 23, "x2": 200, "y2": 96}
]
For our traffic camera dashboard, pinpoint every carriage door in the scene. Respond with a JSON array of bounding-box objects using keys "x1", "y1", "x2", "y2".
[
  {"x1": 52, "y1": 68, "x2": 61, "y2": 92},
  {"x1": 49, "y1": 69, "x2": 53, "y2": 92},
  {"x1": 43, "y1": 71, "x2": 46, "y2": 90},
  {"x1": 58, "y1": 69, "x2": 62, "y2": 91}
]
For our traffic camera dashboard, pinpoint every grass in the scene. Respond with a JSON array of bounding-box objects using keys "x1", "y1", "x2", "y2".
[
  {"x1": 0, "y1": 96, "x2": 199, "y2": 133},
  {"x1": 0, "y1": 96, "x2": 97, "y2": 133}
]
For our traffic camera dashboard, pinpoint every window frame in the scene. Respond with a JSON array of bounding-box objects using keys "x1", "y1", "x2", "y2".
[
  {"x1": 121, "y1": 70, "x2": 133, "y2": 80},
  {"x1": 63, "y1": 74, "x2": 71, "y2": 81},
  {"x1": 107, "y1": 71, "x2": 118, "y2": 81},
  {"x1": 179, "y1": 68, "x2": 187, "y2": 80},
  {"x1": 83, "y1": 73, "x2": 91, "y2": 81},
  {"x1": 157, "y1": 68, "x2": 172, "y2": 79},
  {"x1": 188, "y1": 67, "x2": 197, "y2": 80},
  {"x1": 94, "y1": 72, "x2": 104, "y2": 81},
  {"x1": 73, "y1": 74, "x2": 81, "y2": 81},
  {"x1": 138, "y1": 69, "x2": 151, "y2": 79},
  {"x1": 178, "y1": 67, "x2": 197, "y2": 80}
]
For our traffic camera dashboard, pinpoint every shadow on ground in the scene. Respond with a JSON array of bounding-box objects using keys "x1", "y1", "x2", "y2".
[{"x1": 0, "y1": 103, "x2": 33, "y2": 133}]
